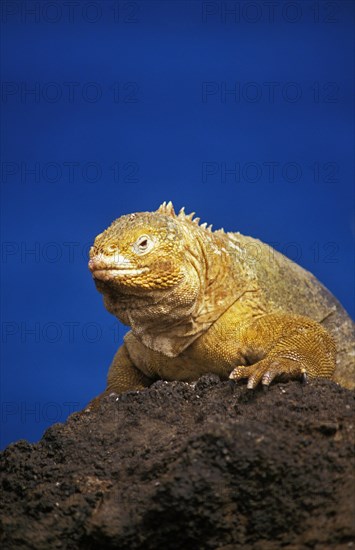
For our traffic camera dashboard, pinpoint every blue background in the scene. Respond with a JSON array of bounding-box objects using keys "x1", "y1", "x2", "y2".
[{"x1": 1, "y1": 0, "x2": 354, "y2": 449}]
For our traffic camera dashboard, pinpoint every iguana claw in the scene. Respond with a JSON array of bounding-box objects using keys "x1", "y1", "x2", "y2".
[{"x1": 229, "y1": 359, "x2": 307, "y2": 389}]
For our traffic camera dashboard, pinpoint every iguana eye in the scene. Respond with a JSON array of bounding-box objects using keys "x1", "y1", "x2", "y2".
[{"x1": 133, "y1": 235, "x2": 154, "y2": 255}]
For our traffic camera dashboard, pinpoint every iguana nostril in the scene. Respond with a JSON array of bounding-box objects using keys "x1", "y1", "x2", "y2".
[
  {"x1": 88, "y1": 256, "x2": 107, "y2": 272},
  {"x1": 88, "y1": 259, "x2": 95, "y2": 271}
]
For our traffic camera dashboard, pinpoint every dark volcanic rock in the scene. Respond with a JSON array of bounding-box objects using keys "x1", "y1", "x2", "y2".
[{"x1": 0, "y1": 377, "x2": 354, "y2": 549}]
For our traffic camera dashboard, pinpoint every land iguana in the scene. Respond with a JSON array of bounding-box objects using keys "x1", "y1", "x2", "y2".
[{"x1": 88, "y1": 201, "x2": 355, "y2": 405}]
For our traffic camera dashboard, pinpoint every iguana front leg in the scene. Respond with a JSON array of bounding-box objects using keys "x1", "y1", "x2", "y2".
[
  {"x1": 106, "y1": 343, "x2": 154, "y2": 392},
  {"x1": 229, "y1": 313, "x2": 336, "y2": 388},
  {"x1": 86, "y1": 343, "x2": 153, "y2": 409}
]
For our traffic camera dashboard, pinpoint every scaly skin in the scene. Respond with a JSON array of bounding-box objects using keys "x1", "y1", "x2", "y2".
[{"x1": 87, "y1": 201, "x2": 355, "y2": 406}]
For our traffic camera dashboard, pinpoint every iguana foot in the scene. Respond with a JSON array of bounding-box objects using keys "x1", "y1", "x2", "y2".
[{"x1": 229, "y1": 357, "x2": 307, "y2": 389}]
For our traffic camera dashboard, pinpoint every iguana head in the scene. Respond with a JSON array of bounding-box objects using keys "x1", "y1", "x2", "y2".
[
  {"x1": 88, "y1": 202, "x2": 186, "y2": 294},
  {"x1": 88, "y1": 201, "x2": 234, "y2": 356}
]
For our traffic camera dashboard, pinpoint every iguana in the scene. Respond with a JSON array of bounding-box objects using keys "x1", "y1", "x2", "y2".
[{"x1": 88, "y1": 201, "x2": 355, "y2": 405}]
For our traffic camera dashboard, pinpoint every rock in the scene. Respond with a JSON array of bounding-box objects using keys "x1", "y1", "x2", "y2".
[{"x1": 0, "y1": 377, "x2": 354, "y2": 549}]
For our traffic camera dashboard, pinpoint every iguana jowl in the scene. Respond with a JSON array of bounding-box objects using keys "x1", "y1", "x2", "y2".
[{"x1": 88, "y1": 201, "x2": 355, "y2": 403}]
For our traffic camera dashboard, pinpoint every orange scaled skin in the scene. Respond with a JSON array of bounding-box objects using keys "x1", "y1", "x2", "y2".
[{"x1": 87, "y1": 202, "x2": 355, "y2": 407}]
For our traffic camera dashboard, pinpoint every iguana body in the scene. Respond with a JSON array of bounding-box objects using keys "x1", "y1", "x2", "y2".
[{"x1": 88, "y1": 202, "x2": 355, "y2": 403}]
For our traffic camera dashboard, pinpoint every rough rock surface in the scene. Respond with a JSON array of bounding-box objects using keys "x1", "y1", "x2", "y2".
[{"x1": 0, "y1": 377, "x2": 354, "y2": 549}]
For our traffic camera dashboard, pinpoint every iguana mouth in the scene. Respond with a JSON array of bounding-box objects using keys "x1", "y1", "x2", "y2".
[
  {"x1": 89, "y1": 255, "x2": 148, "y2": 281},
  {"x1": 92, "y1": 267, "x2": 149, "y2": 281}
]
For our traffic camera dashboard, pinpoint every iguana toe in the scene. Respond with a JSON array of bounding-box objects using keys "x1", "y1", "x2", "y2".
[{"x1": 229, "y1": 358, "x2": 307, "y2": 389}]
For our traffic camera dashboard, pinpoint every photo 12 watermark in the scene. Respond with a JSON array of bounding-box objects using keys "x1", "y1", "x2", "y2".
[
  {"x1": 1, "y1": 320, "x2": 124, "y2": 344},
  {"x1": 1, "y1": 81, "x2": 140, "y2": 104},
  {"x1": 201, "y1": 81, "x2": 340, "y2": 104},
  {"x1": 1, "y1": 400, "x2": 82, "y2": 425},
  {"x1": 1, "y1": 1, "x2": 141, "y2": 24},
  {"x1": 201, "y1": 161, "x2": 340, "y2": 184},
  {"x1": 201, "y1": 1, "x2": 342, "y2": 24},
  {"x1": 0, "y1": 161, "x2": 140, "y2": 185},
  {"x1": 1, "y1": 235, "x2": 341, "y2": 267}
]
